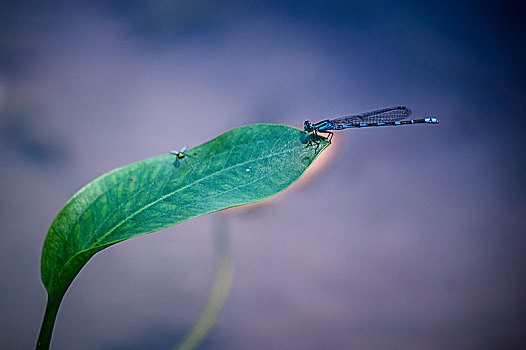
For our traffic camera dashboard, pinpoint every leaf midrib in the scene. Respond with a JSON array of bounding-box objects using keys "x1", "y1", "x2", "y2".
[
  {"x1": 53, "y1": 146, "x2": 299, "y2": 290},
  {"x1": 92, "y1": 147, "x2": 295, "y2": 246}
]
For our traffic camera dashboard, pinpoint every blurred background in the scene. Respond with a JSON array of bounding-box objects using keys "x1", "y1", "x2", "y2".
[{"x1": 1, "y1": 1, "x2": 525, "y2": 349}]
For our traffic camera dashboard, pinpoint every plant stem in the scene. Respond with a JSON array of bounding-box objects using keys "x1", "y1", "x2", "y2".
[
  {"x1": 36, "y1": 296, "x2": 61, "y2": 350},
  {"x1": 175, "y1": 216, "x2": 235, "y2": 350}
]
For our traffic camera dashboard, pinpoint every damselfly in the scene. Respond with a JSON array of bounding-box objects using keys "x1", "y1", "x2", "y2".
[{"x1": 304, "y1": 106, "x2": 439, "y2": 142}]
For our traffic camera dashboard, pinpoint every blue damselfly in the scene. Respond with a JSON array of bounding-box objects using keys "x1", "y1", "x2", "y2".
[{"x1": 304, "y1": 106, "x2": 439, "y2": 141}]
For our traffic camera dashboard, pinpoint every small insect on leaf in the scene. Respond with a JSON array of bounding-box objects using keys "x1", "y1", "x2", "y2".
[{"x1": 170, "y1": 146, "x2": 191, "y2": 167}]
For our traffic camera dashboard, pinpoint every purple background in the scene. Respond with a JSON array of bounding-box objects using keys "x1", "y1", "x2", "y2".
[{"x1": 1, "y1": 1, "x2": 524, "y2": 349}]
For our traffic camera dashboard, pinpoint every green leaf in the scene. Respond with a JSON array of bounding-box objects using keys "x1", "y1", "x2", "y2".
[{"x1": 37, "y1": 124, "x2": 328, "y2": 349}]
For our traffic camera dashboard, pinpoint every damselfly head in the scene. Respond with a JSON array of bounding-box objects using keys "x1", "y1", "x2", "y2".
[{"x1": 304, "y1": 120, "x2": 314, "y2": 132}]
